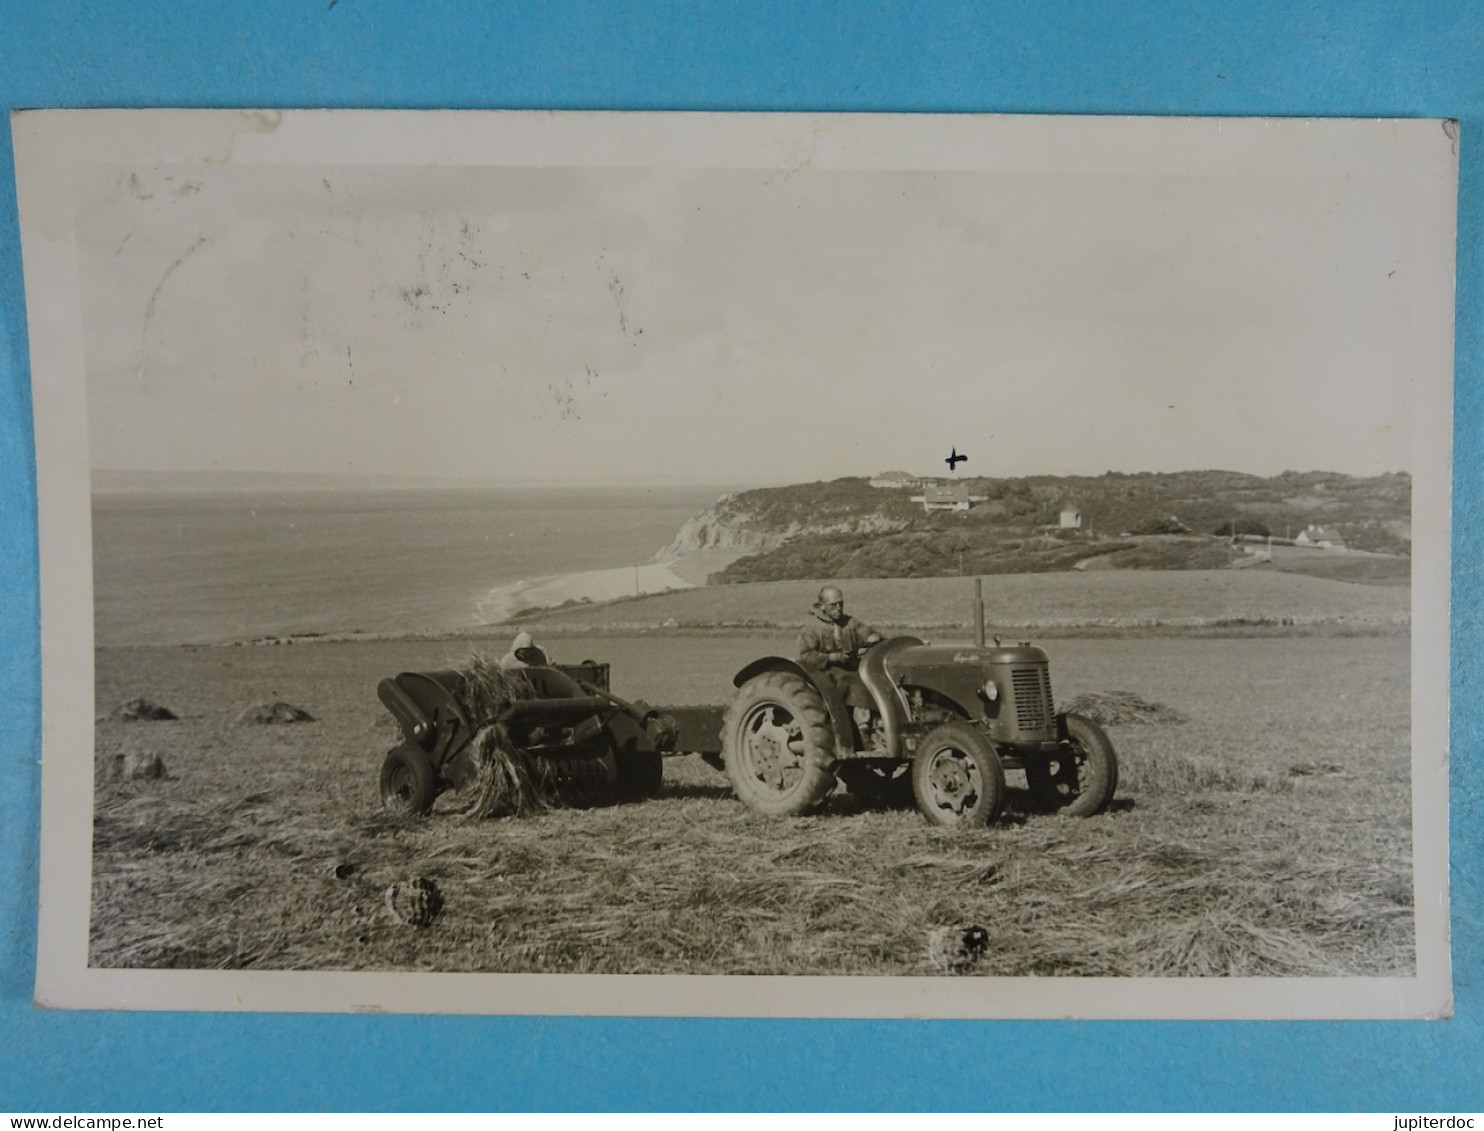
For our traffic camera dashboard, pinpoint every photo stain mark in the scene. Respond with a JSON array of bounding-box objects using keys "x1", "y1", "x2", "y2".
[
  {"x1": 243, "y1": 110, "x2": 282, "y2": 134},
  {"x1": 607, "y1": 272, "x2": 629, "y2": 335},
  {"x1": 298, "y1": 276, "x2": 318, "y2": 370},
  {"x1": 549, "y1": 367, "x2": 598, "y2": 422},
  {"x1": 137, "y1": 234, "x2": 209, "y2": 390},
  {"x1": 143, "y1": 235, "x2": 208, "y2": 337},
  {"x1": 549, "y1": 377, "x2": 579, "y2": 421}
]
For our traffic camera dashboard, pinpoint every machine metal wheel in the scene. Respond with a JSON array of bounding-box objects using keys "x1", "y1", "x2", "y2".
[
  {"x1": 911, "y1": 720, "x2": 1005, "y2": 828},
  {"x1": 722, "y1": 671, "x2": 837, "y2": 816},
  {"x1": 542, "y1": 747, "x2": 619, "y2": 808},
  {"x1": 836, "y1": 760, "x2": 914, "y2": 808},
  {"x1": 1025, "y1": 713, "x2": 1119, "y2": 816},
  {"x1": 615, "y1": 749, "x2": 664, "y2": 799},
  {"x1": 379, "y1": 745, "x2": 438, "y2": 816}
]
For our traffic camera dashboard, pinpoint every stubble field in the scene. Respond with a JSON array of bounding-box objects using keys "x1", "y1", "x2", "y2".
[{"x1": 90, "y1": 628, "x2": 1414, "y2": 978}]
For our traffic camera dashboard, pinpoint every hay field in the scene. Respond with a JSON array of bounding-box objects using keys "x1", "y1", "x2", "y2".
[
  {"x1": 90, "y1": 631, "x2": 1413, "y2": 977},
  {"x1": 509, "y1": 569, "x2": 1409, "y2": 634}
]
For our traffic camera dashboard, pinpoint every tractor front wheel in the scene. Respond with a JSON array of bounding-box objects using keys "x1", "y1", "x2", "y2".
[
  {"x1": 912, "y1": 720, "x2": 1005, "y2": 828},
  {"x1": 1025, "y1": 713, "x2": 1119, "y2": 816},
  {"x1": 379, "y1": 744, "x2": 438, "y2": 816},
  {"x1": 722, "y1": 671, "x2": 837, "y2": 816}
]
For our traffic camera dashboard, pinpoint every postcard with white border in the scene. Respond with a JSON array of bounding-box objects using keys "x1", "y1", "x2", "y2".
[{"x1": 14, "y1": 109, "x2": 1455, "y2": 1017}]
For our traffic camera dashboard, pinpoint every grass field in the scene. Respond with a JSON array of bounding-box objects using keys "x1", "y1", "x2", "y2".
[
  {"x1": 506, "y1": 569, "x2": 1409, "y2": 635},
  {"x1": 90, "y1": 628, "x2": 1414, "y2": 977}
]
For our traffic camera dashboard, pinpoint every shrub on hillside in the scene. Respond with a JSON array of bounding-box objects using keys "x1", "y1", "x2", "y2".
[
  {"x1": 1211, "y1": 519, "x2": 1272, "y2": 538},
  {"x1": 1338, "y1": 522, "x2": 1411, "y2": 556},
  {"x1": 1131, "y1": 515, "x2": 1191, "y2": 536}
]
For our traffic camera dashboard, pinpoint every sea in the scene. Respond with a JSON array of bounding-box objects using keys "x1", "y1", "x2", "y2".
[{"x1": 91, "y1": 485, "x2": 725, "y2": 646}]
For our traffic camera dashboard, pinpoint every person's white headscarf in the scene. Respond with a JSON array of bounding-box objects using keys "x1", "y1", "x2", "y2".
[{"x1": 499, "y1": 631, "x2": 536, "y2": 670}]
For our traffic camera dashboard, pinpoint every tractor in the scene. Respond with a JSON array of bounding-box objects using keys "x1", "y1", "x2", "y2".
[
  {"x1": 719, "y1": 580, "x2": 1118, "y2": 827},
  {"x1": 374, "y1": 583, "x2": 1117, "y2": 829}
]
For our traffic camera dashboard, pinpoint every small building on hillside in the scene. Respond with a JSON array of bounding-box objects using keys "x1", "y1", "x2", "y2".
[
  {"x1": 870, "y1": 470, "x2": 921, "y2": 489},
  {"x1": 1059, "y1": 504, "x2": 1083, "y2": 529},
  {"x1": 910, "y1": 482, "x2": 988, "y2": 512},
  {"x1": 1296, "y1": 524, "x2": 1348, "y2": 550}
]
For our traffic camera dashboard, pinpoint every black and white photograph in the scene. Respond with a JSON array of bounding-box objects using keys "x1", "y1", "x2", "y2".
[{"x1": 16, "y1": 110, "x2": 1455, "y2": 1017}]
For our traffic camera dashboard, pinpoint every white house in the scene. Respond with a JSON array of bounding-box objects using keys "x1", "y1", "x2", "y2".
[
  {"x1": 1295, "y1": 524, "x2": 1348, "y2": 550},
  {"x1": 910, "y1": 482, "x2": 988, "y2": 512},
  {"x1": 1059, "y1": 505, "x2": 1083, "y2": 529}
]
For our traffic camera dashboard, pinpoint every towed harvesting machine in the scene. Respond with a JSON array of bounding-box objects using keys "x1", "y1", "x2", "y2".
[{"x1": 375, "y1": 660, "x2": 722, "y2": 816}]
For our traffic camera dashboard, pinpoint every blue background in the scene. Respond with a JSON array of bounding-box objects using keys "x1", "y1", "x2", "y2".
[{"x1": 0, "y1": 0, "x2": 1479, "y2": 1112}]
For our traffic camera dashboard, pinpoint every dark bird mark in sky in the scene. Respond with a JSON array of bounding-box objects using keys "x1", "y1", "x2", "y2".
[{"x1": 945, "y1": 447, "x2": 966, "y2": 471}]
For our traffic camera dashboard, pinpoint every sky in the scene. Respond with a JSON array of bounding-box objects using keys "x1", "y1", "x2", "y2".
[{"x1": 73, "y1": 126, "x2": 1443, "y2": 486}]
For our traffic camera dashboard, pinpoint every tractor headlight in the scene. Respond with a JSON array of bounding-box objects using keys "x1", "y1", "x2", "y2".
[{"x1": 981, "y1": 678, "x2": 999, "y2": 702}]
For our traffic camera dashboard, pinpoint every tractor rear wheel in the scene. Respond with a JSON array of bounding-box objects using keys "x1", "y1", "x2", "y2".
[
  {"x1": 722, "y1": 671, "x2": 837, "y2": 816},
  {"x1": 911, "y1": 720, "x2": 1005, "y2": 828},
  {"x1": 1026, "y1": 713, "x2": 1119, "y2": 816},
  {"x1": 379, "y1": 744, "x2": 438, "y2": 816}
]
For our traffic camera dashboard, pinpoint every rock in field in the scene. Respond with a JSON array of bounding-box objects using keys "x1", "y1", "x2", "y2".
[
  {"x1": 236, "y1": 701, "x2": 315, "y2": 725},
  {"x1": 118, "y1": 751, "x2": 168, "y2": 780},
  {"x1": 111, "y1": 698, "x2": 177, "y2": 721}
]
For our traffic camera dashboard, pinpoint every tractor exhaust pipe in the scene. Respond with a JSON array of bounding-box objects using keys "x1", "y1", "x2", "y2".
[{"x1": 973, "y1": 577, "x2": 985, "y2": 647}]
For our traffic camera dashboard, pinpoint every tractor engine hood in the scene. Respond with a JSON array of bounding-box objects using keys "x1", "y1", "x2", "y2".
[
  {"x1": 876, "y1": 641, "x2": 1050, "y2": 722},
  {"x1": 884, "y1": 642, "x2": 1050, "y2": 680}
]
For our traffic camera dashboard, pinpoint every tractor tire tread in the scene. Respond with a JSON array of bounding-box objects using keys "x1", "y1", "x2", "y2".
[{"x1": 722, "y1": 670, "x2": 837, "y2": 817}]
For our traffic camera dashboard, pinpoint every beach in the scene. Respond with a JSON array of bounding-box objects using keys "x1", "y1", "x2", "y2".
[
  {"x1": 474, "y1": 548, "x2": 749, "y2": 624},
  {"x1": 474, "y1": 560, "x2": 694, "y2": 624}
]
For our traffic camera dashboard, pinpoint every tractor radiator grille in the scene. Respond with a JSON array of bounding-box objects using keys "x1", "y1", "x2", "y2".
[{"x1": 1011, "y1": 666, "x2": 1054, "y2": 731}]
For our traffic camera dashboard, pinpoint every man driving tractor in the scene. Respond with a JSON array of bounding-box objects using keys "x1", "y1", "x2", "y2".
[{"x1": 798, "y1": 584, "x2": 883, "y2": 739}]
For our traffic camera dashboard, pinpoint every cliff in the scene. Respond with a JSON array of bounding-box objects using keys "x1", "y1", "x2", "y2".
[{"x1": 653, "y1": 479, "x2": 918, "y2": 560}]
